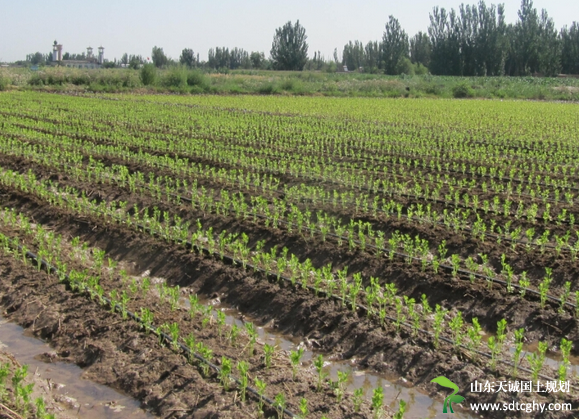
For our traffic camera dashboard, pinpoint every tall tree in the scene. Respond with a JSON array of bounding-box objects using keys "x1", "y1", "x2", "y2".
[
  {"x1": 428, "y1": 7, "x2": 460, "y2": 75},
  {"x1": 561, "y1": 22, "x2": 579, "y2": 74},
  {"x1": 410, "y1": 32, "x2": 431, "y2": 68},
  {"x1": 270, "y1": 20, "x2": 308, "y2": 70},
  {"x1": 26, "y1": 52, "x2": 45, "y2": 65},
  {"x1": 342, "y1": 41, "x2": 365, "y2": 71},
  {"x1": 382, "y1": 15, "x2": 409, "y2": 74},
  {"x1": 364, "y1": 41, "x2": 382, "y2": 72},
  {"x1": 151, "y1": 46, "x2": 168, "y2": 68},
  {"x1": 537, "y1": 9, "x2": 561, "y2": 76},
  {"x1": 510, "y1": 0, "x2": 541, "y2": 75},
  {"x1": 250, "y1": 51, "x2": 266, "y2": 69},
  {"x1": 180, "y1": 48, "x2": 195, "y2": 68},
  {"x1": 475, "y1": 2, "x2": 507, "y2": 76}
]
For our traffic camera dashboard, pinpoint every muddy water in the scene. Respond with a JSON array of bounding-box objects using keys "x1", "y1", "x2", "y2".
[
  {"x1": 0, "y1": 317, "x2": 153, "y2": 419},
  {"x1": 521, "y1": 341, "x2": 579, "y2": 379},
  {"x1": 203, "y1": 298, "x2": 476, "y2": 419}
]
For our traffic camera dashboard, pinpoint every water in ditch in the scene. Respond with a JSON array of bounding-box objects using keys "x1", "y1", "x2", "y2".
[
  {"x1": 195, "y1": 294, "x2": 476, "y2": 419},
  {"x1": 0, "y1": 316, "x2": 153, "y2": 419}
]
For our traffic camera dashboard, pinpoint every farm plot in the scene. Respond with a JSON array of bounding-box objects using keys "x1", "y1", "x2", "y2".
[{"x1": 0, "y1": 91, "x2": 578, "y2": 418}]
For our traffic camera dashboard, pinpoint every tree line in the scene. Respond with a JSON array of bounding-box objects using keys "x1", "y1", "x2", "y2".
[
  {"x1": 20, "y1": 0, "x2": 579, "y2": 76},
  {"x1": 343, "y1": 0, "x2": 579, "y2": 76}
]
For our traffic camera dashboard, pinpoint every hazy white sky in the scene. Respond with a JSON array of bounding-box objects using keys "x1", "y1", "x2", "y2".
[{"x1": 1, "y1": 0, "x2": 577, "y2": 63}]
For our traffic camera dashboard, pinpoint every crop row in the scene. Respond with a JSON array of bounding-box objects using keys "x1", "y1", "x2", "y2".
[
  {"x1": 0, "y1": 168, "x2": 576, "y2": 392},
  {"x1": 3, "y1": 123, "x2": 579, "y2": 262},
  {"x1": 2, "y1": 134, "x2": 578, "y2": 312},
  {"x1": 0, "y1": 208, "x2": 417, "y2": 418},
  {"x1": 5, "y1": 116, "x2": 579, "y2": 209},
  {"x1": 4, "y1": 93, "x2": 579, "y2": 183}
]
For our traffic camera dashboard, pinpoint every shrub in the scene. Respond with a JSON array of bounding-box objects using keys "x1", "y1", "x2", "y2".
[
  {"x1": 452, "y1": 82, "x2": 475, "y2": 98},
  {"x1": 186, "y1": 70, "x2": 209, "y2": 88},
  {"x1": 257, "y1": 82, "x2": 279, "y2": 95},
  {"x1": 414, "y1": 63, "x2": 429, "y2": 75},
  {"x1": 71, "y1": 72, "x2": 92, "y2": 86},
  {"x1": 163, "y1": 66, "x2": 187, "y2": 88},
  {"x1": 140, "y1": 64, "x2": 157, "y2": 86},
  {"x1": 0, "y1": 76, "x2": 9, "y2": 91},
  {"x1": 28, "y1": 74, "x2": 44, "y2": 86}
]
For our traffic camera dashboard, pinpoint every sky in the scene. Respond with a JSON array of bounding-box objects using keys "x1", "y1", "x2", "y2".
[{"x1": 1, "y1": 0, "x2": 578, "y2": 63}]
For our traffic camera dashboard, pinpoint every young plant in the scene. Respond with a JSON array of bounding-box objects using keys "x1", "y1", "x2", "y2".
[
  {"x1": 255, "y1": 378, "x2": 267, "y2": 416},
  {"x1": 237, "y1": 361, "x2": 249, "y2": 402},
  {"x1": 189, "y1": 294, "x2": 201, "y2": 318},
  {"x1": 313, "y1": 354, "x2": 328, "y2": 391},
  {"x1": 393, "y1": 400, "x2": 407, "y2": 419},
  {"x1": 274, "y1": 393, "x2": 286, "y2": 419},
  {"x1": 512, "y1": 328, "x2": 525, "y2": 377},
  {"x1": 139, "y1": 307, "x2": 154, "y2": 335},
  {"x1": 527, "y1": 341, "x2": 548, "y2": 381},
  {"x1": 184, "y1": 333, "x2": 196, "y2": 364},
  {"x1": 394, "y1": 297, "x2": 405, "y2": 334},
  {"x1": 298, "y1": 398, "x2": 309, "y2": 419},
  {"x1": 518, "y1": 271, "x2": 530, "y2": 298},
  {"x1": 245, "y1": 322, "x2": 258, "y2": 356},
  {"x1": 449, "y1": 311, "x2": 464, "y2": 350},
  {"x1": 168, "y1": 322, "x2": 180, "y2": 352},
  {"x1": 353, "y1": 388, "x2": 364, "y2": 413},
  {"x1": 219, "y1": 356, "x2": 232, "y2": 391},
  {"x1": 559, "y1": 338, "x2": 572, "y2": 382},
  {"x1": 333, "y1": 370, "x2": 350, "y2": 402},
  {"x1": 372, "y1": 386, "x2": 384, "y2": 419},
  {"x1": 229, "y1": 324, "x2": 240, "y2": 347},
  {"x1": 467, "y1": 317, "x2": 482, "y2": 358},
  {"x1": 538, "y1": 269, "x2": 552, "y2": 309},
  {"x1": 264, "y1": 343, "x2": 275, "y2": 369},
  {"x1": 167, "y1": 285, "x2": 180, "y2": 311},
  {"x1": 196, "y1": 342, "x2": 213, "y2": 377},
  {"x1": 487, "y1": 336, "x2": 498, "y2": 371},
  {"x1": 290, "y1": 348, "x2": 304, "y2": 380}
]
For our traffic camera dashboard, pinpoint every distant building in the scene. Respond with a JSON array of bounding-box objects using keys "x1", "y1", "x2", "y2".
[{"x1": 51, "y1": 42, "x2": 105, "y2": 68}]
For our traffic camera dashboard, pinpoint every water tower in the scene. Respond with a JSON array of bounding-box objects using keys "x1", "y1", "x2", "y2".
[
  {"x1": 52, "y1": 41, "x2": 62, "y2": 61},
  {"x1": 98, "y1": 46, "x2": 104, "y2": 64}
]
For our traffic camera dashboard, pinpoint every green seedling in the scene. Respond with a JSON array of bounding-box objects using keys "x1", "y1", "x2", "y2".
[
  {"x1": 237, "y1": 361, "x2": 249, "y2": 402},
  {"x1": 274, "y1": 393, "x2": 286, "y2": 419},
  {"x1": 264, "y1": 343, "x2": 275, "y2": 369},
  {"x1": 290, "y1": 348, "x2": 304, "y2": 380},
  {"x1": 313, "y1": 354, "x2": 328, "y2": 391},
  {"x1": 372, "y1": 386, "x2": 384, "y2": 419}
]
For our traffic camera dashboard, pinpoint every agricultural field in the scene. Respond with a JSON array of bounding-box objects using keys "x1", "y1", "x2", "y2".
[{"x1": 0, "y1": 91, "x2": 578, "y2": 418}]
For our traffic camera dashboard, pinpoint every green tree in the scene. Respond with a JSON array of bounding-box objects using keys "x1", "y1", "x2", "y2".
[
  {"x1": 382, "y1": 15, "x2": 409, "y2": 74},
  {"x1": 342, "y1": 41, "x2": 365, "y2": 71},
  {"x1": 180, "y1": 48, "x2": 195, "y2": 68},
  {"x1": 270, "y1": 20, "x2": 309, "y2": 70},
  {"x1": 128, "y1": 55, "x2": 144, "y2": 69},
  {"x1": 364, "y1": 41, "x2": 382, "y2": 72},
  {"x1": 26, "y1": 52, "x2": 45, "y2": 65},
  {"x1": 410, "y1": 32, "x2": 431, "y2": 68},
  {"x1": 250, "y1": 51, "x2": 266, "y2": 69},
  {"x1": 561, "y1": 22, "x2": 579, "y2": 74},
  {"x1": 537, "y1": 9, "x2": 561, "y2": 76},
  {"x1": 151, "y1": 46, "x2": 168, "y2": 68},
  {"x1": 509, "y1": 0, "x2": 541, "y2": 75}
]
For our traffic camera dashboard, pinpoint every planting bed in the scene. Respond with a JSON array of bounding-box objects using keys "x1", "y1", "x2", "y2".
[{"x1": 0, "y1": 91, "x2": 578, "y2": 418}]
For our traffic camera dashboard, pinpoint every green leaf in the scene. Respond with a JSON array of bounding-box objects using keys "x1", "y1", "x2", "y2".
[{"x1": 430, "y1": 376, "x2": 459, "y2": 393}]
